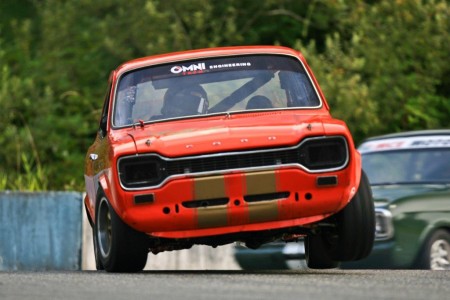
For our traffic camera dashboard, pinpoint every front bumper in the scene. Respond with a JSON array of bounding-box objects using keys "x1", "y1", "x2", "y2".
[{"x1": 116, "y1": 167, "x2": 354, "y2": 239}]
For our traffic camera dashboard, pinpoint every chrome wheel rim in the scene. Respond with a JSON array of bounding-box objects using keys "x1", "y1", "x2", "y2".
[
  {"x1": 430, "y1": 239, "x2": 450, "y2": 270},
  {"x1": 97, "y1": 197, "x2": 112, "y2": 258}
]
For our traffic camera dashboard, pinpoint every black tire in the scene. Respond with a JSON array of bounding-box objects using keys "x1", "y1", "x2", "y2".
[
  {"x1": 331, "y1": 170, "x2": 375, "y2": 261},
  {"x1": 415, "y1": 229, "x2": 450, "y2": 270},
  {"x1": 92, "y1": 225, "x2": 105, "y2": 270},
  {"x1": 305, "y1": 170, "x2": 375, "y2": 268},
  {"x1": 305, "y1": 234, "x2": 339, "y2": 269},
  {"x1": 86, "y1": 202, "x2": 104, "y2": 270},
  {"x1": 94, "y1": 191, "x2": 149, "y2": 272}
]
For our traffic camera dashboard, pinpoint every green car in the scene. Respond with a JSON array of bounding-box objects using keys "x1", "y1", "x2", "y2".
[
  {"x1": 234, "y1": 130, "x2": 450, "y2": 270},
  {"x1": 342, "y1": 130, "x2": 450, "y2": 270}
]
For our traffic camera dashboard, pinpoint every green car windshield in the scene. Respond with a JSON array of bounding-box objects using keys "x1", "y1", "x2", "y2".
[
  {"x1": 362, "y1": 148, "x2": 450, "y2": 185},
  {"x1": 113, "y1": 55, "x2": 321, "y2": 127}
]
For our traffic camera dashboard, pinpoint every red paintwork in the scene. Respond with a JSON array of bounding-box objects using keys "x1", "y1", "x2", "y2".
[{"x1": 84, "y1": 46, "x2": 361, "y2": 242}]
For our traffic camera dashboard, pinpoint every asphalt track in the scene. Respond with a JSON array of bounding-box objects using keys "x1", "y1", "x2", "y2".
[{"x1": 1, "y1": 269, "x2": 449, "y2": 300}]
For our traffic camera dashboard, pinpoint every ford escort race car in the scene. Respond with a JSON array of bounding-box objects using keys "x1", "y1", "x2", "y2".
[{"x1": 84, "y1": 46, "x2": 375, "y2": 272}]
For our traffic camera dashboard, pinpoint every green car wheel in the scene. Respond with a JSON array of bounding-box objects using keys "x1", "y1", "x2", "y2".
[{"x1": 416, "y1": 229, "x2": 450, "y2": 270}]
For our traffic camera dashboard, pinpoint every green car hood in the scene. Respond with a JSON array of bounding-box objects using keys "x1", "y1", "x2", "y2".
[{"x1": 372, "y1": 184, "x2": 450, "y2": 213}]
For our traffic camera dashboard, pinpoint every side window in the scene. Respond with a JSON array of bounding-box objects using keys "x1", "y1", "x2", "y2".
[{"x1": 99, "y1": 82, "x2": 112, "y2": 137}]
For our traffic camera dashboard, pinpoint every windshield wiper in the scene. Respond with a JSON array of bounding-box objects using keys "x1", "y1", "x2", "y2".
[{"x1": 132, "y1": 119, "x2": 145, "y2": 129}]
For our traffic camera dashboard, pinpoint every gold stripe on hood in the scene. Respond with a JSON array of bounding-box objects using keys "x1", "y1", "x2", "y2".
[
  {"x1": 194, "y1": 175, "x2": 227, "y2": 199},
  {"x1": 246, "y1": 171, "x2": 279, "y2": 223},
  {"x1": 194, "y1": 175, "x2": 228, "y2": 228},
  {"x1": 245, "y1": 171, "x2": 277, "y2": 194}
]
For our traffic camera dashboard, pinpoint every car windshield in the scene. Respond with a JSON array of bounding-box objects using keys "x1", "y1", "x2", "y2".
[
  {"x1": 362, "y1": 148, "x2": 450, "y2": 185},
  {"x1": 113, "y1": 55, "x2": 321, "y2": 127}
]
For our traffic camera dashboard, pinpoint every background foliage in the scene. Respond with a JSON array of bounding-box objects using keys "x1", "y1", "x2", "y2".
[{"x1": 1, "y1": 0, "x2": 449, "y2": 191}]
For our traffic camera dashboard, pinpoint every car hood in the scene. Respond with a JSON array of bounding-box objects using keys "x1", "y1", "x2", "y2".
[
  {"x1": 372, "y1": 184, "x2": 450, "y2": 210},
  {"x1": 111, "y1": 112, "x2": 345, "y2": 157}
]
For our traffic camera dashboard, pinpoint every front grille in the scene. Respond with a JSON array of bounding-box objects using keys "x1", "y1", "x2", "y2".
[
  {"x1": 165, "y1": 148, "x2": 301, "y2": 175},
  {"x1": 118, "y1": 136, "x2": 349, "y2": 190}
]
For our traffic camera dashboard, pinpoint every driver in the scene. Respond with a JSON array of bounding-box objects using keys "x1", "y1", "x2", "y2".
[{"x1": 161, "y1": 85, "x2": 208, "y2": 118}]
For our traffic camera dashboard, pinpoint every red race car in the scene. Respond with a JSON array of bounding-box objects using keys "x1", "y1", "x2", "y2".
[{"x1": 84, "y1": 46, "x2": 375, "y2": 272}]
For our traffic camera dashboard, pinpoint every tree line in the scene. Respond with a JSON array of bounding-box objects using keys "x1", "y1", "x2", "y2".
[{"x1": 0, "y1": 0, "x2": 449, "y2": 190}]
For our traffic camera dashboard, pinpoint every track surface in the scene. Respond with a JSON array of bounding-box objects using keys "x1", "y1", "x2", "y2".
[{"x1": 1, "y1": 269, "x2": 449, "y2": 300}]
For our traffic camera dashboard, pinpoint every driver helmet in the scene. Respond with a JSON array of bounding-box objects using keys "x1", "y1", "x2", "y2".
[{"x1": 162, "y1": 85, "x2": 208, "y2": 118}]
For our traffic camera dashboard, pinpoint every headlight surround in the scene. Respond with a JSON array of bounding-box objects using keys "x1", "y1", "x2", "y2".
[
  {"x1": 299, "y1": 137, "x2": 348, "y2": 171},
  {"x1": 118, "y1": 156, "x2": 166, "y2": 188}
]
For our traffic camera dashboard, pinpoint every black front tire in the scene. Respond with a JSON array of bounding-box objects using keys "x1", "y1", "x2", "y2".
[
  {"x1": 305, "y1": 235, "x2": 339, "y2": 269},
  {"x1": 94, "y1": 191, "x2": 149, "y2": 272},
  {"x1": 331, "y1": 170, "x2": 375, "y2": 261},
  {"x1": 305, "y1": 170, "x2": 375, "y2": 269},
  {"x1": 93, "y1": 225, "x2": 105, "y2": 270}
]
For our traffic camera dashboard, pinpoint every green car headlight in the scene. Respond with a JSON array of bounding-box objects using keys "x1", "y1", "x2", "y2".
[{"x1": 375, "y1": 208, "x2": 394, "y2": 240}]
